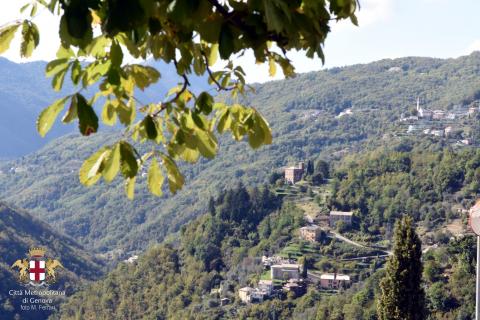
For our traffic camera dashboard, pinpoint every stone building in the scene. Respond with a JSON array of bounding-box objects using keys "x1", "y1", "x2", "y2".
[
  {"x1": 284, "y1": 162, "x2": 304, "y2": 184},
  {"x1": 299, "y1": 225, "x2": 322, "y2": 242},
  {"x1": 270, "y1": 264, "x2": 300, "y2": 280},
  {"x1": 319, "y1": 273, "x2": 351, "y2": 289},
  {"x1": 329, "y1": 211, "x2": 353, "y2": 227}
]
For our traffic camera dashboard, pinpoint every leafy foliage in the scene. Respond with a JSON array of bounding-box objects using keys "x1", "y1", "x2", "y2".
[{"x1": 0, "y1": 0, "x2": 358, "y2": 197}]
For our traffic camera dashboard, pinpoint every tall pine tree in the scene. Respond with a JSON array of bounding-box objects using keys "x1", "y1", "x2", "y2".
[{"x1": 377, "y1": 215, "x2": 426, "y2": 320}]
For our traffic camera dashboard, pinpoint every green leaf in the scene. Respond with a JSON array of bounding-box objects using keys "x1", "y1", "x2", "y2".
[
  {"x1": 37, "y1": 96, "x2": 69, "y2": 137},
  {"x1": 126, "y1": 65, "x2": 161, "y2": 90},
  {"x1": 83, "y1": 60, "x2": 112, "y2": 86},
  {"x1": 195, "y1": 92, "x2": 214, "y2": 115},
  {"x1": 30, "y1": 3, "x2": 38, "y2": 17},
  {"x1": 52, "y1": 62, "x2": 71, "y2": 91},
  {"x1": 71, "y1": 60, "x2": 82, "y2": 84},
  {"x1": 257, "y1": 113, "x2": 273, "y2": 145},
  {"x1": 198, "y1": 14, "x2": 222, "y2": 43},
  {"x1": 62, "y1": 95, "x2": 78, "y2": 123},
  {"x1": 102, "y1": 143, "x2": 121, "y2": 183},
  {"x1": 248, "y1": 111, "x2": 272, "y2": 148},
  {"x1": 116, "y1": 100, "x2": 136, "y2": 125},
  {"x1": 217, "y1": 109, "x2": 231, "y2": 134},
  {"x1": 194, "y1": 130, "x2": 217, "y2": 159},
  {"x1": 218, "y1": 24, "x2": 234, "y2": 60},
  {"x1": 56, "y1": 45, "x2": 74, "y2": 59},
  {"x1": 264, "y1": 0, "x2": 285, "y2": 33},
  {"x1": 208, "y1": 44, "x2": 219, "y2": 66},
  {"x1": 125, "y1": 177, "x2": 136, "y2": 200},
  {"x1": 20, "y1": 20, "x2": 39, "y2": 58},
  {"x1": 20, "y1": 3, "x2": 30, "y2": 13},
  {"x1": 180, "y1": 147, "x2": 200, "y2": 163},
  {"x1": 85, "y1": 35, "x2": 110, "y2": 57},
  {"x1": 143, "y1": 115, "x2": 158, "y2": 140},
  {"x1": 101, "y1": 101, "x2": 117, "y2": 126},
  {"x1": 147, "y1": 157, "x2": 165, "y2": 196},
  {"x1": 110, "y1": 40, "x2": 123, "y2": 67},
  {"x1": 119, "y1": 141, "x2": 139, "y2": 178},
  {"x1": 0, "y1": 24, "x2": 20, "y2": 54},
  {"x1": 46, "y1": 58, "x2": 70, "y2": 77},
  {"x1": 161, "y1": 155, "x2": 184, "y2": 194},
  {"x1": 79, "y1": 148, "x2": 109, "y2": 186},
  {"x1": 76, "y1": 93, "x2": 98, "y2": 136}
]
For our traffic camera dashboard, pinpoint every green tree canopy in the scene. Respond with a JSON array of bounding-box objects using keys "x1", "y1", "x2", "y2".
[
  {"x1": 377, "y1": 215, "x2": 426, "y2": 320},
  {"x1": 0, "y1": 0, "x2": 358, "y2": 197}
]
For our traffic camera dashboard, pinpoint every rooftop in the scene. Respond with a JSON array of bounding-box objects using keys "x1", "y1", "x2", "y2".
[
  {"x1": 320, "y1": 273, "x2": 350, "y2": 281},
  {"x1": 300, "y1": 225, "x2": 320, "y2": 231},
  {"x1": 330, "y1": 211, "x2": 353, "y2": 216},
  {"x1": 271, "y1": 263, "x2": 300, "y2": 269}
]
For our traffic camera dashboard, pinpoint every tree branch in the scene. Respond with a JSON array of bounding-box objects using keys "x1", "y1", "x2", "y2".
[
  {"x1": 152, "y1": 59, "x2": 191, "y2": 117},
  {"x1": 202, "y1": 51, "x2": 235, "y2": 91}
]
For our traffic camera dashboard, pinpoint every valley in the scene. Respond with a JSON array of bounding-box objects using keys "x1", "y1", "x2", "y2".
[{"x1": 1, "y1": 53, "x2": 480, "y2": 319}]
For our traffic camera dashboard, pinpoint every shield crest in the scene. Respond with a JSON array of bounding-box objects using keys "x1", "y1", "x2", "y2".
[{"x1": 29, "y1": 257, "x2": 46, "y2": 283}]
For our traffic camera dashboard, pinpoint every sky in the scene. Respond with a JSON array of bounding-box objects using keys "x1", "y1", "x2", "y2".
[{"x1": 1, "y1": 0, "x2": 479, "y2": 83}]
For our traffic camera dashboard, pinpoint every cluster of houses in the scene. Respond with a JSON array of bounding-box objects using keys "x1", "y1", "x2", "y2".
[
  {"x1": 299, "y1": 210, "x2": 353, "y2": 240},
  {"x1": 238, "y1": 260, "x2": 305, "y2": 304},
  {"x1": 238, "y1": 257, "x2": 351, "y2": 304},
  {"x1": 238, "y1": 210, "x2": 355, "y2": 304},
  {"x1": 238, "y1": 256, "x2": 351, "y2": 304},
  {"x1": 406, "y1": 125, "x2": 472, "y2": 145},
  {"x1": 400, "y1": 100, "x2": 479, "y2": 144},
  {"x1": 415, "y1": 98, "x2": 478, "y2": 121}
]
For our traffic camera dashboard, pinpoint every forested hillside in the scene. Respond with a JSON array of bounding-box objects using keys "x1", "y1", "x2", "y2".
[
  {"x1": 0, "y1": 203, "x2": 104, "y2": 319},
  {"x1": 53, "y1": 151, "x2": 478, "y2": 319},
  {"x1": 330, "y1": 138, "x2": 480, "y2": 232},
  {"x1": 1, "y1": 54, "x2": 480, "y2": 254}
]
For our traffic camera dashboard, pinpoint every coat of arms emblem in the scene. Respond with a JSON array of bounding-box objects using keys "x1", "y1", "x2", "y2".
[{"x1": 11, "y1": 248, "x2": 63, "y2": 286}]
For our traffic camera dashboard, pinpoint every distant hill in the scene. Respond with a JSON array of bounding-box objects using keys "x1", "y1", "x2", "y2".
[
  {"x1": 0, "y1": 58, "x2": 70, "y2": 158},
  {"x1": 0, "y1": 58, "x2": 210, "y2": 158},
  {"x1": 0, "y1": 202, "x2": 104, "y2": 319},
  {"x1": 0, "y1": 53, "x2": 480, "y2": 253}
]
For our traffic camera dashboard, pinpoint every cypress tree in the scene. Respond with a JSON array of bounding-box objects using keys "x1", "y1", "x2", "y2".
[
  {"x1": 377, "y1": 215, "x2": 426, "y2": 320},
  {"x1": 208, "y1": 197, "x2": 216, "y2": 216}
]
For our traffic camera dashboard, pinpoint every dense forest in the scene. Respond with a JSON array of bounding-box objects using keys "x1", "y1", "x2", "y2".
[
  {"x1": 1, "y1": 53, "x2": 480, "y2": 255},
  {"x1": 54, "y1": 184, "x2": 306, "y2": 319},
  {"x1": 329, "y1": 138, "x2": 480, "y2": 234},
  {"x1": 53, "y1": 156, "x2": 478, "y2": 319}
]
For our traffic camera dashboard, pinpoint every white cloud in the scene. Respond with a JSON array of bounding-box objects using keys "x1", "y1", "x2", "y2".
[{"x1": 466, "y1": 40, "x2": 480, "y2": 54}]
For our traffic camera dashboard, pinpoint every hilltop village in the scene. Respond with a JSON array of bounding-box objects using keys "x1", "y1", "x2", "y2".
[{"x1": 398, "y1": 99, "x2": 480, "y2": 145}]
